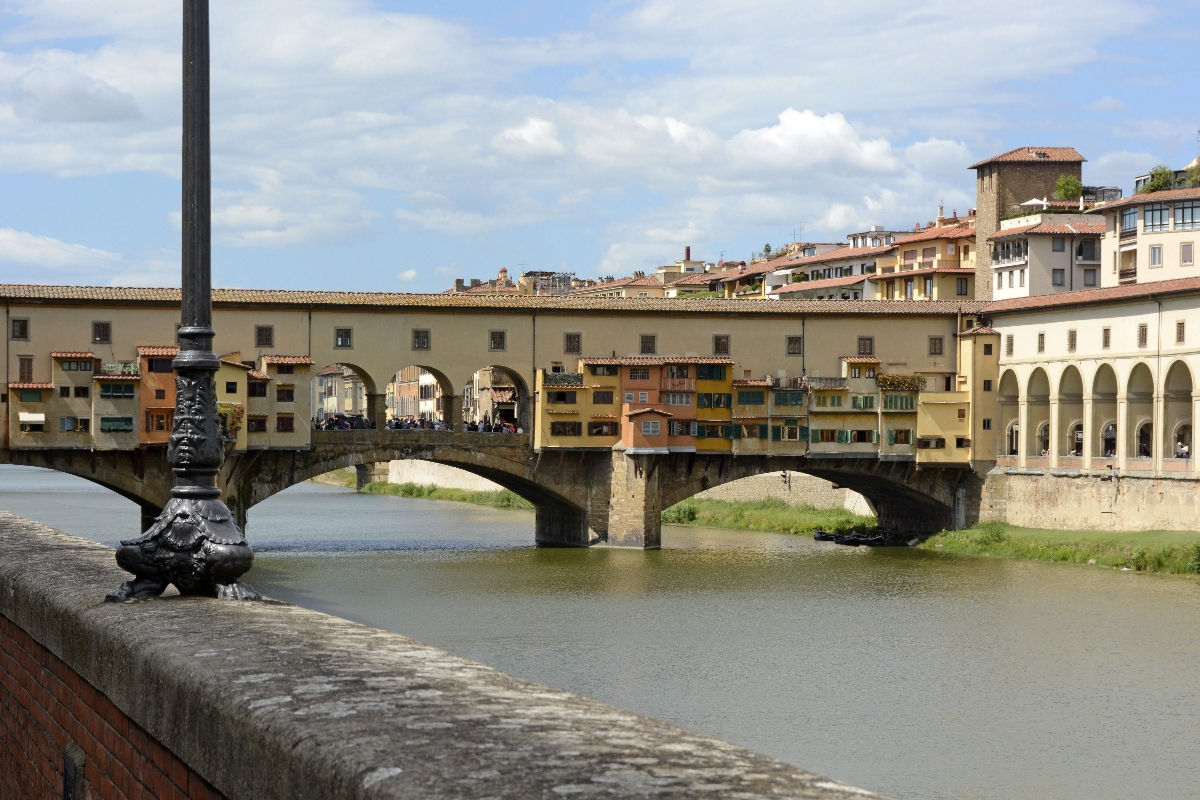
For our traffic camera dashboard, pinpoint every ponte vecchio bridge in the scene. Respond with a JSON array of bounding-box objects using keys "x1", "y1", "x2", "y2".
[{"x1": 1, "y1": 285, "x2": 990, "y2": 545}]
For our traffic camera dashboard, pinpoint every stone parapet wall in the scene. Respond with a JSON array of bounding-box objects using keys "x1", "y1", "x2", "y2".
[
  {"x1": 694, "y1": 471, "x2": 875, "y2": 516},
  {"x1": 386, "y1": 460, "x2": 503, "y2": 492},
  {"x1": 980, "y1": 468, "x2": 1200, "y2": 531},
  {"x1": 0, "y1": 512, "x2": 885, "y2": 800}
]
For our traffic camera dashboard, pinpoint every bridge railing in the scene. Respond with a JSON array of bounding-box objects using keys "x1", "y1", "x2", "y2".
[{"x1": 310, "y1": 429, "x2": 531, "y2": 449}]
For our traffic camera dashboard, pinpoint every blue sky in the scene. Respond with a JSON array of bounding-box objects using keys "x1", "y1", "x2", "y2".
[{"x1": 0, "y1": 0, "x2": 1197, "y2": 291}]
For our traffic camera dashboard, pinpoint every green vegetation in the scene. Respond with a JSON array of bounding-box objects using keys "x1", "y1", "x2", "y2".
[
  {"x1": 314, "y1": 468, "x2": 356, "y2": 487},
  {"x1": 357, "y1": 481, "x2": 534, "y2": 509},
  {"x1": 1054, "y1": 173, "x2": 1083, "y2": 201},
  {"x1": 1137, "y1": 165, "x2": 1181, "y2": 194},
  {"x1": 680, "y1": 290, "x2": 723, "y2": 299},
  {"x1": 661, "y1": 497, "x2": 874, "y2": 536},
  {"x1": 1187, "y1": 162, "x2": 1200, "y2": 188},
  {"x1": 921, "y1": 522, "x2": 1200, "y2": 576}
]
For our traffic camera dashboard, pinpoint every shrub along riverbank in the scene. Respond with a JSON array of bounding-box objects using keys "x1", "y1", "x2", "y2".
[
  {"x1": 358, "y1": 480, "x2": 534, "y2": 509},
  {"x1": 661, "y1": 497, "x2": 873, "y2": 535},
  {"x1": 920, "y1": 522, "x2": 1200, "y2": 576}
]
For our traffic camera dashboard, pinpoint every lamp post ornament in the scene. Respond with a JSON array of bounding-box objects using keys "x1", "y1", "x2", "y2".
[{"x1": 107, "y1": 0, "x2": 258, "y2": 602}]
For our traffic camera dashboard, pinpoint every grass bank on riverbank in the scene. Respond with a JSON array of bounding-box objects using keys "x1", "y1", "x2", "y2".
[
  {"x1": 359, "y1": 480, "x2": 534, "y2": 510},
  {"x1": 661, "y1": 497, "x2": 874, "y2": 536},
  {"x1": 920, "y1": 522, "x2": 1200, "y2": 575}
]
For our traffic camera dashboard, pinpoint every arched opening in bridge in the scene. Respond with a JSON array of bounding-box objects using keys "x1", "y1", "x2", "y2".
[
  {"x1": 1035, "y1": 422, "x2": 1050, "y2": 456},
  {"x1": 1127, "y1": 363, "x2": 1154, "y2": 462},
  {"x1": 1163, "y1": 360, "x2": 1193, "y2": 460},
  {"x1": 1006, "y1": 422, "x2": 1020, "y2": 456},
  {"x1": 0, "y1": 463, "x2": 140, "y2": 545},
  {"x1": 998, "y1": 369, "x2": 1020, "y2": 455},
  {"x1": 1093, "y1": 364, "x2": 1119, "y2": 458},
  {"x1": 1058, "y1": 365, "x2": 1083, "y2": 458},
  {"x1": 1026, "y1": 368, "x2": 1050, "y2": 460},
  {"x1": 384, "y1": 365, "x2": 457, "y2": 428},
  {"x1": 313, "y1": 362, "x2": 379, "y2": 428},
  {"x1": 462, "y1": 366, "x2": 531, "y2": 431}
]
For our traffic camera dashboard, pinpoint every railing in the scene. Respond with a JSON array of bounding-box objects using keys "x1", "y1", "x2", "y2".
[
  {"x1": 1119, "y1": 268, "x2": 1137, "y2": 282},
  {"x1": 1120, "y1": 227, "x2": 1137, "y2": 240},
  {"x1": 661, "y1": 377, "x2": 696, "y2": 391}
]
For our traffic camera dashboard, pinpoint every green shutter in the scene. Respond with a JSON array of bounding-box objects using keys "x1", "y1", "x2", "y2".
[
  {"x1": 872, "y1": 430, "x2": 879, "y2": 444},
  {"x1": 771, "y1": 426, "x2": 782, "y2": 441},
  {"x1": 784, "y1": 418, "x2": 798, "y2": 426},
  {"x1": 837, "y1": 429, "x2": 850, "y2": 444},
  {"x1": 725, "y1": 424, "x2": 740, "y2": 439},
  {"x1": 799, "y1": 425, "x2": 809, "y2": 441},
  {"x1": 887, "y1": 429, "x2": 896, "y2": 445},
  {"x1": 774, "y1": 391, "x2": 787, "y2": 405},
  {"x1": 759, "y1": 424, "x2": 768, "y2": 439},
  {"x1": 725, "y1": 393, "x2": 733, "y2": 408},
  {"x1": 697, "y1": 393, "x2": 710, "y2": 408}
]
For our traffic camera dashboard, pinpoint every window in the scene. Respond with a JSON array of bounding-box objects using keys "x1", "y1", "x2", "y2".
[
  {"x1": 1019, "y1": 269, "x2": 1025, "y2": 287},
  {"x1": 922, "y1": 247, "x2": 936, "y2": 264},
  {"x1": 888, "y1": 429, "x2": 913, "y2": 445},
  {"x1": 255, "y1": 326, "x2": 274, "y2": 348},
  {"x1": 696, "y1": 364, "x2": 726, "y2": 380},
  {"x1": 982, "y1": 379, "x2": 993, "y2": 392},
  {"x1": 1150, "y1": 245, "x2": 1163, "y2": 268},
  {"x1": 669, "y1": 420, "x2": 697, "y2": 437},
  {"x1": 851, "y1": 395, "x2": 875, "y2": 410},
  {"x1": 1078, "y1": 239, "x2": 1097, "y2": 261},
  {"x1": 10, "y1": 319, "x2": 29, "y2": 340},
  {"x1": 59, "y1": 417, "x2": 77, "y2": 432},
  {"x1": 696, "y1": 392, "x2": 731, "y2": 408},
  {"x1": 850, "y1": 367, "x2": 861, "y2": 379},
  {"x1": 276, "y1": 364, "x2": 294, "y2": 375},
  {"x1": 905, "y1": 279, "x2": 914, "y2": 299},
  {"x1": 1084, "y1": 268, "x2": 1097, "y2": 286},
  {"x1": 76, "y1": 386, "x2": 90, "y2": 399},
  {"x1": 1177, "y1": 201, "x2": 1200, "y2": 231},
  {"x1": 1144, "y1": 203, "x2": 1169, "y2": 232},
  {"x1": 277, "y1": 387, "x2": 295, "y2": 403},
  {"x1": 1005, "y1": 335, "x2": 1014, "y2": 357},
  {"x1": 548, "y1": 421, "x2": 582, "y2": 436},
  {"x1": 774, "y1": 391, "x2": 805, "y2": 406},
  {"x1": 737, "y1": 390, "x2": 765, "y2": 406},
  {"x1": 99, "y1": 383, "x2": 135, "y2": 399},
  {"x1": 996, "y1": 273, "x2": 1003, "y2": 290},
  {"x1": 640, "y1": 420, "x2": 661, "y2": 436},
  {"x1": 247, "y1": 417, "x2": 267, "y2": 433},
  {"x1": 629, "y1": 368, "x2": 650, "y2": 381},
  {"x1": 956, "y1": 278, "x2": 968, "y2": 296},
  {"x1": 983, "y1": 343, "x2": 993, "y2": 355},
  {"x1": 1177, "y1": 321, "x2": 1186, "y2": 344},
  {"x1": 917, "y1": 437, "x2": 946, "y2": 449},
  {"x1": 225, "y1": 381, "x2": 238, "y2": 394},
  {"x1": 1052, "y1": 237, "x2": 1065, "y2": 252},
  {"x1": 92, "y1": 322, "x2": 111, "y2": 344},
  {"x1": 1052, "y1": 269, "x2": 1065, "y2": 286},
  {"x1": 590, "y1": 364, "x2": 618, "y2": 376},
  {"x1": 147, "y1": 358, "x2": 173, "y2": 373},
  {"x1": 857, "y1": 337, "x2": 874, "y2": 357},
  {"x1": 588, "y1": 422, "x2": 617, "y2": 436},
  {"x1": 99, "y1": 416, "x2": 134, "y2": 433},
  {"x1": 1102, "y1": 327, "x2": 1111, "y2": 348},
  {"x1": 928, "y1": 336, "x2": 944, "y2": 356},
  {"x1": 786, "y1": 336, "x2": 803, "y2": 356},
  {"x1": 146, "y1": 411, "x2": 170, "y2": 432},
  {"x1": 276, "y1": 415, "x2": 295, "y2": 432},
  {"x1": 563, "y1": 332, "x2": 582, "y2": 355},
  {"x1": 849, "y1": 429, "x2": 876, "y2": 443},
  {"x1": 1037, "y1": 332, "x2": 1045, "y2": 353},
  {"x1": 1138, "y1": 323, "x2": 1148, "y2": 348},
  {"x1": 335, "y1": 328, "x2": 353, "y2": 349},
  {"x1": 248, "y1": 381, "x2": 267, "y2": 398},
  {"x1": 664, "y1": 393, "x2": 691, "y2": 406},
  {"x1": 816, "y1": 429, "x2": 837, "y2": 443},
  {"x1": 639, "y1": 334, "x2": 657, "y2": 355},
  {"x1": 638, "y1": 391, "x2": 649, "y2": 403},
  {"x1": 923, "y1": 277, "x2": 934, "y2": 297},
  {"x1": 882, "y1": 394, "x2": 915, "y2": 410},
  {"x1": 666, "y1": 365, "x2": 689, "y2": 378},
  {"x1": 741, "y1": 424, "x2": 761, "y2": 439},
  {"x1": 19, "y1": 389, "x2": 42, "y2": 403},
  {"x1": 1184, "y1": 243, "x2": 1195, "y2": 266},
  {"x1": 592, "y1": 390, "x2": 613, "y2": 405},
  {"x1": 546, "y1": 391, "x2": 577, "y2": 404},
  {"x1": 489, "y1": 330, "x2": 507, "y2": 351},
  {"x1": 624, "y1": 392, "x2": 634, "y2": 403},
  {"x1": 982, "y1": 418, "x2": 993, "y2": 431},
  {"x1": 412, "y1": 329, "x2": 431, "y2": 350},
  {"x1": 1007, "y1": 271, "x2": 1013, "y2": 288},
  {"x1": 956, "y1": 437, "x2": 972, "y2": 449},
  {"x1": 1067, "y1": 330, "x2": 1077, "y2": 352},
  {"x1": 1121, "y1": 207, "x2": 1138, "y2": 232},
  {"x1": 59, "y1": 385, "x2": 70, "y2": 398}
]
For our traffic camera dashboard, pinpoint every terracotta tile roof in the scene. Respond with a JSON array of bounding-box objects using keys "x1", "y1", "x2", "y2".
[
  {"x1": 840, "y1": 356, "x2": 881, "y2": 363},
  {"x1": 627, "y1": 407, "x2": 674, "y2": 418},
  {"x1": 881, "y1": 266, "x2": 976, "y2": 279},
  {"x1": 50, "y1": 351, "x2": 94, "y2": 358},
  {"x1": 0, "y1": 283, "x2": 983, "y2": 316},
  {"x1": 774, "y1": 275, "x2": 868, "y2": 294},
  {"x1": 1086, "y1": 186, "x2": 1200, "y2": 213},
  {"x1": 988, "y1": 221, "x2": 1106, "y2": 240},
  {"x1": 968, "y1": 146, "x2": 1086, "y2": 169},
  {"x1": 219, "y1": 358, "x2": 251, "y2": 371},
  {"x1": 958, "y1": 326, "x2": 999, "y2": 336},
  {"x1": 316, "y1": 364, "x2": 344, "y2": 376},
  {"x1": 892, "y1": 223, "x2": 976, "y2": 244},
  {"x1": 8, "y1": 382, "x2": 53, "y2": 389},
  {"x1": 732, "y1": 379, "x2": 769, "y2": 386},
  {"x1": 247, "y1": 369, "x2": 271, "y2": 380},
  {"x1": 984, "y1": 275, "x2": 1200, "y2": 315},
  {"x1": 664, "y1": 271, "x2": 719, "y2": 287},
  {"x1": 137, "y1": 345, "x2": 179, "y2": 356},
  {"x1": 769, "y1": 243, "x2": 896, "y2": 270},
  {"x1": 581, "y1": 357, "x2": 734, "y2": 366},
  {"x1": 93, "y1": 372, "x2": 139, "y2": 380},
  {"x1": 490, "y1": 388, "x2": 517, "y2": 402},
  {"x1": 262, "y1": 355, "x2": 315, "y2": 365},
  {"x1": 572, "y1": 275, "x2": 664, "y2": 294}
]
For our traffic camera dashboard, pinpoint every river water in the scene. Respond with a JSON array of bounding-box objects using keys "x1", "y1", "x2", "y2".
[{"x1": 1, "y1": 464, "x2": 1197, "y2": 800}]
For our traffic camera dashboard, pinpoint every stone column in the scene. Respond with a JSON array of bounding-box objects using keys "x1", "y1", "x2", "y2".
[
  {"x1": 1081, "y1": 397, "x2": 1093, "y2": 469},
  {"x1": 443, "y1": 394, "x2": 463, "y2": 428},
  {"x1": 1048, "y1": 399, "x2": 1060, "y2": 468},
  {"x1": 1017, "y1": 400, "x2": 1029, "y2": 469},
  {"x1": 365, "y1": 393, "x2": 387, "y2": 426},
  {"x1": 355, "y1": 462, "x2": 389, "y2": 489},
  {"x1": 1116, "y1": 397, "x2": 1127, "y2": 471},
  {"x1": 1153, "y1": 392, "x2": 1165, "y2": 476},
  {"x1": 604, "y1": 448, "x2": 662, "y2": 549}
]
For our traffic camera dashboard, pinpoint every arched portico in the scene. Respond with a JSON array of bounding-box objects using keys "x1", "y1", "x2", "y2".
[
  {"x1": 1056, "y1": 365, "x2": 1084, "y2": 463},
  {"x1": 1163, "y1": 360, "x2": 1193, "y2": 470},
  {"x1": 1026, "y1": 368, "x2": 1050, "y2": 465},
  {"x1": 1126, "y1": 362, "x2": 1154, "y2": 468},
  {"x1": 998, "y1": 370, "x2": 1020, "y2": 462},
  {"x1": 1092, "y1": 363, "x2": 1118, "y2": 465}
]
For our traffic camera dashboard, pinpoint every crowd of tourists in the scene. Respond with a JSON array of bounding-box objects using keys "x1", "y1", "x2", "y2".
[{"x1": 313, "y1": 413, "x2": 523, "y2": 434}]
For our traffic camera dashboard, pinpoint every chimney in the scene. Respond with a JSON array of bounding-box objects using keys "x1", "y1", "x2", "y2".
[
  {"x1": 454, "y1": 279, "x2": 465, "y2": 293},
  {"x1": 685, "y1": 245, "x2": 691, "y2": 261},
  {"x1": 470, "y1": 278, "x2": 481, "y2": 288}
]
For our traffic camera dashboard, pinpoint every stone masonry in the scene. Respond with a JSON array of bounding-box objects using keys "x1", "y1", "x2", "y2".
[{"x1": 694, "y1": 471, "x2": 875, "y2": 516}]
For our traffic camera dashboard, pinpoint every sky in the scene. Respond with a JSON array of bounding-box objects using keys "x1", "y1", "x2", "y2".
[{"x1": 0, "y1": 0, "x2": 1197, "y2": 292}]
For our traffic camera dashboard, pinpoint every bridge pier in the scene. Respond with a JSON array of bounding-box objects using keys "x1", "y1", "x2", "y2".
[
  {"x1": 533, "y1": 503, "x2": 590, "y2": 547},
  {"x1": 602, "y1": 449, "x2": 662, "y2": 549},
  {"x1": 354, "y1": 462, "x2": 389, "y2": 489}
]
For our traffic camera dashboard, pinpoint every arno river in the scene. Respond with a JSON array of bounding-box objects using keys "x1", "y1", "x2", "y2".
[{"x1": 2, "y1": 464, "x2": 1198, "y2": 800}]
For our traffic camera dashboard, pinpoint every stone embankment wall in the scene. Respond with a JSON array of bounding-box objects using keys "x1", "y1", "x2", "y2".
[
  {"x1": 981, "y1": 469, "x2": 1200, "y2": 531},
  {"x1": 386, "y1": 460, "x2": 503, "y2": 492},
  {"x1": 0, "y1": 511, "x2": 885, "y2": 800}
]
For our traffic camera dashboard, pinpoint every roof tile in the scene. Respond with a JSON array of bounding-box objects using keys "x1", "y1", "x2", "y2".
[{"x1": 968, "y1": 146, "x2": 1086, "y2": 169}]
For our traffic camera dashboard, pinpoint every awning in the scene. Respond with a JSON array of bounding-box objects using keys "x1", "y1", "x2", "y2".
[{"x1": 18, "y1": 412, "x2": 45, "y2": 423}]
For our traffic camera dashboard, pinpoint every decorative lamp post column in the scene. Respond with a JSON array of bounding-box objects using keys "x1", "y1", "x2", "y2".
[{"x1": 107, "y1": 0, "x2": 258, "y2": 602}]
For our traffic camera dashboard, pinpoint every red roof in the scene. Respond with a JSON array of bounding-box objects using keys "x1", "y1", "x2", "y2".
[
  {"x1": 881, "y1": 266, "x2": 976, "y2": 279},
  {"x1": 247, "y1": 370, "x2": 271, "y2": 380},
  {"x1": 572, "y1": 275, "x2": 663, "y2": 294},
  {"x1": 50, "y1": 351, "x2": 94, "y2": 359},
  {"x1": 988, "y1": 221, "x2": 1106, "y2": 240},
  {"x1": 984, "y1": 275, "x2": 1200, "y2": 314},
  {"x1": 840, "y1": 356, "x2": 881, "y2": 363},
  {"x1": 774, "y1": 275, "x2": 868, "y2": 295},
  {"x1": 8, "y1": 382, "x2": 52, "y2": 389},
  {"x1": 490, "y1": 388, "x2": 516, "y2": 403},
  {"x1": 958, "y1": 326, "x2": 999, "y2": 336},
  {"x1": 893, "y1": 223, "x2": 976, "y2": 244},
  {"x1": 770, "y1": 243, "x2": 896, "y2": 270},
  {"x1": 665, "y1": 271, "x2": 719, "y2": 288},
  {"x1": 732, "y1": 379, "x2": 769, "y2": 386},
  {"x1": 969, "y1": 147, "x2": 1086, "y2": 169},
  {"x1": 581, "y1": 357, "x2": 734, "y2": 365},
  {"x1": 1087, "y1": 186, "x2": 1200, "y2": 214},
  {"x1": 262, "y1": 355, "x2": 315, "y2": 365},
  {"x1": 626, "y1": 407, "x2": 674, "y2": 418},
  {"x1": 137, "y1": 345, "x2": 178, "y2": 356}
]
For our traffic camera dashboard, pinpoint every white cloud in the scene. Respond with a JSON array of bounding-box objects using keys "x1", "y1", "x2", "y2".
[
  {"x1": 0, "y1": 227, "x2": 120, "y2": 270},
  {"x1": 1086, "y1": 96, "x2": 1126, "y2": 113},
  {"x1": 397, "y1": 269, "x2": 418, "y2": 282},
  {"x1": 493, "y1": 118, "x2": 565, "y2": 159},
  {"x1": 0, "y1": 228, "x2": 176, "y2": 285}
]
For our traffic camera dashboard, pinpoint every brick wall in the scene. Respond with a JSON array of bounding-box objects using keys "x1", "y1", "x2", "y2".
[
  {"x1": 0, "y1": 613, "x2": 227, "y2": 800},
  {"x1": 693, "y1": 471, "x2": 874, "y2": 516}
]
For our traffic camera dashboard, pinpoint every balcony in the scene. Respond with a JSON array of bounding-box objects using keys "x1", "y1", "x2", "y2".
[
  {"x1": 1119, "y1": 268, "x2": 1137, "y2": 283},
  {"x1": 1119, "y1": 227, "x2": 1137, "y2": 240},
  {"x1": 661, "y1": 377, "x2": 696, "y2": 391}
]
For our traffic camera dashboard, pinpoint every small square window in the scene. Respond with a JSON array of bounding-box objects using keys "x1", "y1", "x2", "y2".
[
  {"x1": 10, "y1": 319, "x2": 29, "y2": 340},
  {"x1": 225, "y1": 381, "x2": 238, "y2": 394},
  {"x1": 335, "y1": 328, "x2": 353, "y2": 349},
  {"x1": 786, "y1": 336, "x2": 803, "y2": 356},
  {"x1": 982, "y1": 418, "x2": 993, "y2": 430},
  {"x1": 713, "y1": 334, "x2": 730, "y2": 356},
  {"x1": 1052, "y1": 237, "x2": 1065, "y2": 252},
  {"x1": 277, "y1": 387, "x2": 295, "y2": 403},
  {"x1": 489, "y1": 330, "x2": 507, "y2": 351},
  {"x1": 59, "y1": 385, "x2": 70, "y2": 398},
  {"x1": 983, "y1": 379, "x2": 993, "y2": 391},
  {"x1": 92, "y1": 321, "x2": 112, "y2": 344},
  {"x1": 155, "y1": 389, "x2": 165, "y2": 400},
  {"x1": 958, "y1": 408, "x2": 966, "y2": 420},
  {"x1": 1177, "y1": 321, "x2": 1186, "y2": 344},
  {"x1": 639, "y1": 334, "x2": 657, "y2": 355},
  {"x1": 412, "y1": 329, "x2": 431, "y2": 350},
  {"x1": 1102, "y1": 327, "x2": 1111, "y2": 348},
  {"x1": 563, "y1": 332, "x2": 582, "y2": 355},
  {"x1": 857, "y1": 336, "x2": 874, "y2": 357},
  {"x1": 276, "y1": 364, "x2": 294, "y2": 375},
  {"x1": 1052, "y1": 269, "x2": 1065, "y2": 286},
  {"x1": 928, "y1": 336, "x2": 944, "y2": 356},
  {"x1": 1084, "y1": 269, "x2": 1097, "y2": 286},
  {"x1": 277, "y1": 415, "x2": 295, "y2": 432},
  {"x1": 75, "y1": 386, "x2": 90, "y2": 399},
  {"x1": 255, "y1": 325, "x2": 274, "y2": 348},
  {"x1": 983, "y1": 343, "x2": 993, "y2": 355}
]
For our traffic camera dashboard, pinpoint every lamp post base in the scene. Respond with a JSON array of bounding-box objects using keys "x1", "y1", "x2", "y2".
[{"x1": 105, "y1": 497, "x2": 259, "y2": 602}]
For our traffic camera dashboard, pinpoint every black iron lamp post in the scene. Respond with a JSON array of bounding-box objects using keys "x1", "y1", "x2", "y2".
[{"x1": 107, "y1": 0, "x2": 258, "y2": 602}]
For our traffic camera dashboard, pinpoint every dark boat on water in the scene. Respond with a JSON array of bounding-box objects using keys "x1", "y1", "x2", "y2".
[
  {"x1": 813, "y1": 529, "x2": 836, "y2": 542},
  {"x1": 833, "y1": 530, "x2": 888, "y2": 547}
]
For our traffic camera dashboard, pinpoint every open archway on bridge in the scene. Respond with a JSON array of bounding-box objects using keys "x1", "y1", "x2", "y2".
[
  {"x1": 1058, "y1": 365, "x2": 1083, "y2": 458},
  {"x1": 314, "y1": 362, "x2": 380, "y2": 428},
  {"x1": 1026, "y1": 368, "x2": 1050, "y2": 459},
  {"x1": 382, "y1": 364, "x2": 458, "y2": 428},
  {"x1": 1093, "y1": 363, "x2": 1118, "y2": 459},
  {"x1": 1163, "y1": 360, "x2": 1193, "y2": 461},
  {"x1": 998, "y1": 369, "x2": 1019, "y2": 456},
  {"x1": 1127, "y1": 362, "x2": 1154, "y2": 462},
  {"x1": 462, "y1": 365, "x2": 531, "y2": 432}
]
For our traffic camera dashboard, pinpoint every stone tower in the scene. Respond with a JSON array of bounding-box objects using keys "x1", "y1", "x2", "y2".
[{"x1": 970, "y1": 146, "x2": 1086, "y2": 300}]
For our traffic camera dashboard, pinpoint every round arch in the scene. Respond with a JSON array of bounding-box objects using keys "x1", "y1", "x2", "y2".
[
  {"x1": 462, "y1": 364, "x2": 532, "y2": 431},
  {"x1": 1163, "y1": 360, "x2": 1193, "y2": 460},
  {"x1": 1026, "y1": 368, "x2": 1050, "y2": 458},
  {"x1": 1057, "y1": 365, "x2": 1084, "y2": 457},
  {"x1": 1127, "y1": 362, "x2": 1155, "y2": 462},
  {"x1": 1091, "y1": 364, "x2": 1119, "y2": 461}
]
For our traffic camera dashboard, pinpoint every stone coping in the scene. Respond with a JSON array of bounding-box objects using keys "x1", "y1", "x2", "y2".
[{"x1": 0, "y1": 511, "x2": 886, "y2": 800}]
